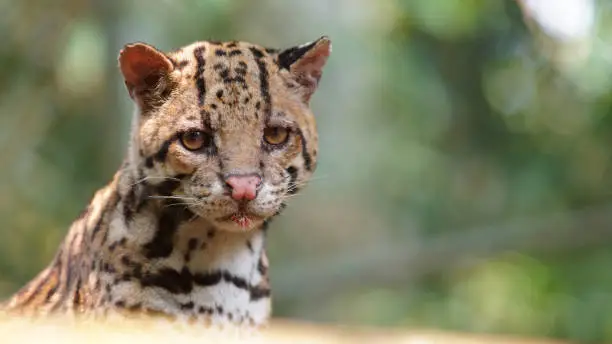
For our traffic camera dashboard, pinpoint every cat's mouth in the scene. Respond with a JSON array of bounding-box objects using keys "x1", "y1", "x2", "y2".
[{"x1": 216, "y1": 210, "x2": 264, "y2": 229}]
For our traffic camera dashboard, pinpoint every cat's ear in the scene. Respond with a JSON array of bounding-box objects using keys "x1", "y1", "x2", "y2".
[
  {"x1": 277, "y1": 36, "x2": 331, "y2": 103},
  {"x1": 118, "y1": 42, "x2": 174, "y2": 107}
]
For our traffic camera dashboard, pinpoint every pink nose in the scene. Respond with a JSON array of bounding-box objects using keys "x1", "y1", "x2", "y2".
[{"x1": 225, "y1": 174, "x2": 261, "y2": 201}]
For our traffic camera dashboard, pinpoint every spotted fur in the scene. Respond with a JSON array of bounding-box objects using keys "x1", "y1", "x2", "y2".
[{"x1": 2, "y1": 37, "x2": 331, "y2": 327}]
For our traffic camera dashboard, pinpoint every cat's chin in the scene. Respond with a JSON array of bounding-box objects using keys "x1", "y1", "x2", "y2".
[{"x1": 212, "y1": 212, "x2": 265, "y2": 232}]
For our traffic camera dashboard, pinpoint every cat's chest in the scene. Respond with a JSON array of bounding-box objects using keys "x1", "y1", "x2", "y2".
[{"x1": 97, "y1": 224, "x2": 269, "y2": 325}]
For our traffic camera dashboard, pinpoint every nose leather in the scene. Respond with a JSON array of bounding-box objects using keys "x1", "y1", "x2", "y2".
[{"x1": 225, "y1": 175, "x2": 262, "y2": 201}]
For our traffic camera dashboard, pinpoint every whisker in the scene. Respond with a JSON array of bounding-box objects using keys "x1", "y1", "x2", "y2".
[
  {"x1": 130, "y1": 176, "x2": 181, "y2": 187},
  {"x1": 116, "y1": 164, "x2": 133, "y2": 173},
  {"x1": 282, "y1": 175, "x2": 328, "y2": 186},
  {"x1": 287, "y1": 180, "x2": 318, "y2": 190},
  {"x1": 283, "y1": 193, "x2": 304, "y2": 201},
  {"x1": 149, "y1": 195, "x2": 199, "y2": 201},
  {"x1": 305, "y1": 175, "x2": 329, "y2": 182},
  {"x1": 162, "y1": 201, "x2": 201, "y2": 209},
  {"x1": 186, "y1": 212, "x2": 200, "y2": 222}
]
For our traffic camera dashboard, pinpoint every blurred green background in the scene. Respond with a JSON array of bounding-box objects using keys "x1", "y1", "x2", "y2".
[{"x1": 2, "y1": 0, "x2": 612, "y2": 341}]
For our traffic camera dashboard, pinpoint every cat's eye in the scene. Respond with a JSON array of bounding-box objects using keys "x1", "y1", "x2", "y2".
[
  {"x1": 263, "y1": 126, "x2": 290, "y2": 146},
  {"x1": 180, "y1": 131, "x2": 211, "y2": 151}
]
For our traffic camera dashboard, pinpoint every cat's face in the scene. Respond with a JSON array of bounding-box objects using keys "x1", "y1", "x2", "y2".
[{"x1": 119, "y1": 38, "x2": 330, "y2": 231}]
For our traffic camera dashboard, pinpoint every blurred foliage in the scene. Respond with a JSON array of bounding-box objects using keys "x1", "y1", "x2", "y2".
[{"x1": 1, "y1": 0, "x2": 612, "y2": 342}]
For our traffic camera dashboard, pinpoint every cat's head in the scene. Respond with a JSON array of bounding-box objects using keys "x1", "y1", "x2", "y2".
[{"x1": 118, "y1": 37, "x2": 331, "y2": 231}]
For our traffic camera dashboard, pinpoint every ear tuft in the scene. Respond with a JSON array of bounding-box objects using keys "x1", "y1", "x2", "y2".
[
  {"x1": 118, "y1": 43, "x2": 174, "y2": 102},
  {"x1": 278, "y1": 36, "x2": 331, "y2": 103}
]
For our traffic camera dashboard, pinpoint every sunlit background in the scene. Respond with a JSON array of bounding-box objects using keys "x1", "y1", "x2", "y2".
[{"x1": 2, "y1": 0, "x2": 612, "y2": 342}]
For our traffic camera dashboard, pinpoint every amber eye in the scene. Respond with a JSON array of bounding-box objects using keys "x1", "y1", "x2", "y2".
[
  {"x1": 263, "y1": 126, "x2": 290, "y2": 146},
  {"x1": 180, "y1": 131, "x2": 210, "y2": 151}
]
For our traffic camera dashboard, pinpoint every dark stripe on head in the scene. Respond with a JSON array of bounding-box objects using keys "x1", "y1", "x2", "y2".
[
  {"x1": 297, "y1": 129, "x2": 313, "y2": 171},
  {"x1": 250, "y1": 47, "x2": 264, "y2": 58},
  {"x1": 200, "y1": 109, "x2": 214, "y2": 131},
  {"x1": 143, "y1": 134, "x2": 180, "y2": 168},
  {"x1": 249, "y1": 47, "x2": 272, "y2": 119},
  {"x1": 286, "y1": 166, "x2": 299, "y2": 194},
  {"x1": 235, "y1": 63, "x2": 247, "y2": 76},
  {"x1": 194, "y1": 46, "x2": 207, "y2": 106},
  {"x1": 176, "y1": 60, "x2": 189, "y2": 70},
  {"x1": 153, "y1": 138, "x2": 173, "y2": 163},
  {"x1": 168, "y1": 56, "x2": 178, "y2": 67},
  {"x1": 168, "y1": 57, "x2": 189, "y2": 70},
  {"x1": 154, "y1": 174, "x2": 186, "y2": 196}
]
